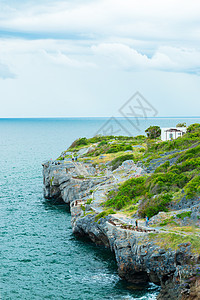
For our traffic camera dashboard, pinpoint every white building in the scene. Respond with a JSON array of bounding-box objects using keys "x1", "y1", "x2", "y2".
[{"x1": 161, "y1": 127, "x2": 187, "y2": 141}]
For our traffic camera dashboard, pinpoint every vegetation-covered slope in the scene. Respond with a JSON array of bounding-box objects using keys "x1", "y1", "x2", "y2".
[{"x1": 105, "y1": 123, "x2": 200, "y2": 217}]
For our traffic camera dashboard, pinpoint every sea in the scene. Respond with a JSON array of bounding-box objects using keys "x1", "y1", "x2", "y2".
[{"x1": 1, "y1": 117, "x2": 199, "y2": 300}]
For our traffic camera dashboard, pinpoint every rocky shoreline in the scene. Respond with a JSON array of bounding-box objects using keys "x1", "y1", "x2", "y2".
[{"x1": 43, "y1": 153, "x2": 200, "y2": 300}]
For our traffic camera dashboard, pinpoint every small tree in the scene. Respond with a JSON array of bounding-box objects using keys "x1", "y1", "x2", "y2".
[
  {"x1": 176, "y1": 122, "x2": 186, "y2": 127},
  {"x1": 187, "y1": 123, "x2": 200, "y2": 133},
  {"x1": 145, "y1": 126, "x2": 161, "y2": 139}
]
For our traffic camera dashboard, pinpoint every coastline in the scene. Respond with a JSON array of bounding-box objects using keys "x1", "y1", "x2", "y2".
[{"x1": 42, "y1": 130, "x2": 200, "y2": 299}]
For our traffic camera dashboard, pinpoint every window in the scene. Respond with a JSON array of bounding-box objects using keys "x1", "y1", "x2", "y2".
[{"x1": 169, "y1": 133, "x2": 173, "y2": 139}]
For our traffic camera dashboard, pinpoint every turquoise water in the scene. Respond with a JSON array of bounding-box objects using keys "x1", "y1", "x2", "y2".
[{"x1": 1, "y1": 118, "x2": 199, "y2": 300}]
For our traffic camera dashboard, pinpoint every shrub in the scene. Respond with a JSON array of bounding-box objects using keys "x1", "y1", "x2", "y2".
[
  {"x1": 149, "y1": 172, "x2": 189, "y2": 194},
  {"x1": 80, "y1": 204, "x2": 86, "y2": 212},
  {"x1": 177, "y1": 145, "x2": 200, "y2": 163},
  {"x1": 106, "y1": 144, "x2": 133, "y2": 153},
  {"x1": 154, "y1": 161, "x2": 170, "y2": 173},
  {"x1": 145, "y1": 126, "x2": 161, "y2": 139},
  {"x1": 99, "y1": 141, "x2": 108, "y2": 147},
  {"x1": 176, "y1": 122, "x2": 186, "y2": 127},
  {"x1": 187, "y1": 123, "x2": 200, "y2": 133},
  {"x1": 94, "y1": 209, "x2": 115, "y2": 222},
  {"x1": 184, "y1": 175, "x2": 200, "y2": 199},
  {"x1": 86, "y1": 198, "x2": 92, "y2": 205},
  {"x1": 105, "y1": 177, "x2": 146, "y2": 210},
  {"x1": 138, "y1": 193, "x2": 173, "y2": 218},
  {"x1": 176, "y1": 211, "x2": 192, "y2": 220},
  {"x1": 110, "y1": 154, "x2": 134, "y2": 171},
  {"x1": 69, "y1": 137, "x2": 88, "y2": 148}
]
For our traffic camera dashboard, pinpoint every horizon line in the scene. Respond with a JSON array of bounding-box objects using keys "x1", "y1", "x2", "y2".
[{"x1": 0, "y1": 116, "x2": 199, "y2": 119}]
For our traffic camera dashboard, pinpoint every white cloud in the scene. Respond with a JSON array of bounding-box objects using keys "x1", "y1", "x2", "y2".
[
  {"x1": 0, "y1": 1, "x2": 199, "y2": 117},
  {"x1": 0, "y1": 62, "x2": 15, "y2": 79},
  {"x1": 92, "y1": 43, "x2": 200, "y2": 74},
  {"x1": 43, "y1": 50, "x2": 96, "y2": 68},
  {"x1": 0, "y1": 0, "x2": 200, "y2": 45}
]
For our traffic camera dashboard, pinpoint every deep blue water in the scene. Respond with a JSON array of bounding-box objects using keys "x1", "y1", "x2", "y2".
[{"x1": 1, "y1": 117, "x2": 199, "y2": 300}]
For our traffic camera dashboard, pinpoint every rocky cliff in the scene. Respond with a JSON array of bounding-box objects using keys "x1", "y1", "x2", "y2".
[{"x1": 43, "y1": 157, "x2": 200, "y2": 300}]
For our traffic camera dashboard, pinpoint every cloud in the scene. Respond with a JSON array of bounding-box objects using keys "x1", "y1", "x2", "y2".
[
  {"x1": 0, "y1": 62, "x2": 16, "y2": 79},
  {"x1": 0, "y1": 0, "x2": 200, "y2": 76},
  {"x1": 92, "y1": 43, "x2": 200, "y2": 74},
  {"x1": 43, "y1": 50, "x2": 96, "y2": 68},
  {"x1": 0, "y1": 0, "x2": 199, "y2": 45}
]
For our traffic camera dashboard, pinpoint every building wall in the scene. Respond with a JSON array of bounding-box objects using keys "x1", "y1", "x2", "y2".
[{"x1": 161, "y1": 127, "x2": 187, "y2": 141}]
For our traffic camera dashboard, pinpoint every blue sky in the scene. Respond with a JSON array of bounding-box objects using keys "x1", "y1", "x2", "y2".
[{"x1": 0, "y1": 0, "x2": 200, "y2": 117}]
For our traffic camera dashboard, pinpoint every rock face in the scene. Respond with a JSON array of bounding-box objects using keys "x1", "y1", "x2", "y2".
[
  {"x1": 43, "y1": 160, "x2": 200, "y2": 300},
  {"x1": 43, "y1": 160, "x2": 107, "y2": 203}
]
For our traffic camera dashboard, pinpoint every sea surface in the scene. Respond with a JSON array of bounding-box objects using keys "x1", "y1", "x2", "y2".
[{"x1": 1, "y1": 117, "x2": 199, "y2": 300}]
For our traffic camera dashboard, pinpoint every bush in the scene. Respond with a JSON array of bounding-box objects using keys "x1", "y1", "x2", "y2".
[
  {"x1": 98, "y1": 141, "x2": 108, "y2": 147},
  {"x1": 176, "y1": 122, "x2": 186, "y2": 127},
  {"x1": 177, "y1": 145, "x2": 200, "y2": 163},
  {"x1": 94, "y1": 209, "x2": 115, "y2": 222},
  {"x1": 110, "y1": 154, "x2": 134, "y2": 171},
  {"x1": 176, "y1": 211, "x2": 192, "y2": 219},
  {"x1": 86, "y1": 198, "x2": 92, "y2": 205},
  {"x1": 69, "y1": 137, "x2": 88, "y2": 148},
  {"x1": 149, "y1": 172, "x2": 189, "y2": 194},
  {"x1": 184, "y1": 175, "x2": 200, "y2": 199},
  {"x1": 154, "y1": 161, "x2": 170, "y2": 173},
  {"x1": 105, "y1": 177, "x2": 146, "y2": 210},
  {"x1": 106, "y1": 144, "x2": 133, "y2": 153},
  {"x1": 187, "y1": 123, "x2": 200, "y2": 133},
  {"x1": 138, "y1": 193, "x2": 173, "y2": 218},
  {"x1": 145, "y1": 126, "x2": 161, "y2": 139}
]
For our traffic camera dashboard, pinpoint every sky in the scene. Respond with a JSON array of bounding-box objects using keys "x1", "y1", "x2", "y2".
[{"x1": 0, "y1": 0, "x2": 200, "y2": 118}]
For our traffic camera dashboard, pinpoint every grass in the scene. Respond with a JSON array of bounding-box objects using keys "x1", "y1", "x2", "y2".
[
  {"x1": 86, "y1": 198, "x2": 93, "y2": 205},
  {"x1": 80, "y1": 204, "x2": 86, "y2": 212},
  {"x1": 159, "y1": 217, "x2": 178, "y2": 227},
  {"x1": 94, "y1": 209, "x2": 116, "y2": 222},
  {"x1": 172, "y1": 226, "x2": 200, "y2": 234},
  {"x1": 149, "y1": 232, "x2": 200, "y2": 254},
  {"x1": 176, "y1": 211, "x2": 192, "y2": 220},
  {"x1": 50, "y1": 176, "x2": 54, "y2": 186},
  {"x1": 110, "y1": 154, "x2": 134, "y2": 171},
  {"x1": 123, "y1": 204, "x2": 139, "y2": 216}
]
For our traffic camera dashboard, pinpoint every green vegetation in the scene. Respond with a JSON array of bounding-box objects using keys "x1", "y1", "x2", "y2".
[
  {"x1": 105, "y1": 177, "x2": 146, "y2": 210},
  {"x1": 110, "y1": 154, "x2": 134, "y2": 171},
  {"x1": 139, "y1": 193, "x2": 173, "y2": 218},
  {"x1": 75, "y1": 175, "x2": 85, "y2": 179},
  {"x1": 184, "y1": 176, "x2": 200, "y2": 199},
  {"x1": 50, "y1": 176, "x2": 54, "y2": 186},
  {"x1": 177, "y1": 145, "x2": 200, "y2": 163},
  {"x1": 145, "y1": 126, "x2": 161, "y2": 139},
  {"x1": 56, "y1": 156, "x2": 64, "y2": 161},
  {"x1": 106, "y1": 144, "x2": 132, "y2": 153},
  {"x1": 86, "y1": 198, "x2": 93, "y2": 205},
  {"x1": 176, "y1": 122, "x2": 186, "y2": 127},
  {"x1": 94, "y1": 209, "x2": 116, "y2": 222},
  {"x1": 69, "y1": 135, "x2": 146, "y2": 157},
  {"x1": 69, "y1": 137, "x2": 88, "y2": 148},
  {"x1": 159, "y1": 217, "x2": 178, "y2": 226},
  {"x1": 176, "y1": 211, "x2": 192, "y2": 220},
  {"x1": 146, "y1": 123, "x2": 200, "y2": 156},
  {"x1": 80, "y1": 204, "x2": 86, "y2": 212},
  {"x1": 105, "y1": 123, "x2": 200, "y2": 217},
  {"x1": 149, "y1": 232, "x2": 200, "y2": 254}
]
